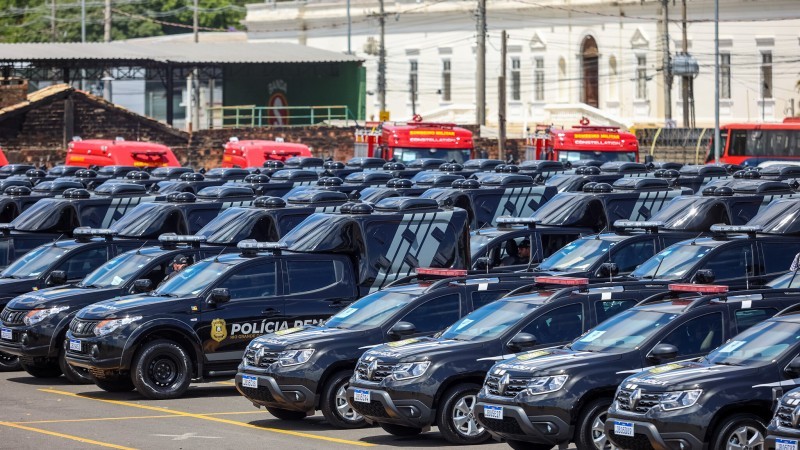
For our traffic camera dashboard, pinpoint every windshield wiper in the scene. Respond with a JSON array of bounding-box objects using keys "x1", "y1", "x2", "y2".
[{"x1": 713, "y1": 361, "x2": 741, "y2": 366}]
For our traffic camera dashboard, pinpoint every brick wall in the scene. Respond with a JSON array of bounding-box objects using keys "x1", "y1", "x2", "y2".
[{"x1": 0, "y1": 79, "x2": 28, "y2": 109}]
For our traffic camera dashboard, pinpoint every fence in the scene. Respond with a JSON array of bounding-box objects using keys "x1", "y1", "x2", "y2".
[
  {"x1": 635, "y1": 127, "x2": 713, "y2": 164},
  {"x1": 208, "y1": 105, "x2": 355, "y2": 129}
]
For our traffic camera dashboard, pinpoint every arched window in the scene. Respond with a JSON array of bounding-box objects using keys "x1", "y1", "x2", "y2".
[{"x1": 581, "y1": 36, "x2": 599, "y2": 108}]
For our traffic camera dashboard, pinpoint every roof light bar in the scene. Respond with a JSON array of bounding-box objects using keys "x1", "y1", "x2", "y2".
[
  {"x1": 73, "y1": 227, "x2": 117, "y2": 237},
  {"x1": 668, "y1": 283, "x2": 729, "y2": 294},
  {"x1": 614, "y1": 220, "x2": 664, "y2": 230},
  {"x1": 237, "y1": 240, "x2": 288, "y2": 251},
  {"x1": 416, "y1": 268, "x2": 468, "y2": 277},
  {"x1": 496, "y1": 216, "x2": 538, "y2": 225},
  {"x1": 709, "y1": 225, "x2": 762, "y2": 234},
  {"x1": 534, "y1": 276, "x2": 589, "y2": 286},
  {"x1": 0, "y1": 223, "x2": 15, "y2": 231},
  {"x1": 158, "y1": 234, "x2": 207, "y2": 244}
]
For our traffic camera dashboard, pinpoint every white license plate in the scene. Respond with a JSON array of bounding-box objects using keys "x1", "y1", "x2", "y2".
[
  {"x1": 0, "y1": 328, "x2": 11, "y2": 340},
  {"x1": 69, "y1": 339, "x2": 81, "y2": 352},
  {"x1": 614, "y1": 421, "x2": 634, "y2": 437},
  {"x1": 241, "y1": 375, "x2": 258, "y2": 389},
  {"x1": 353, "y1": 389, "x2": 370, "y2": 403},
  {"x1": 483, "y1": 405, "x2": 503, "y2": 420},
  {"x1": 777, "y1": 439, "x2": 799, "y2": 450}
]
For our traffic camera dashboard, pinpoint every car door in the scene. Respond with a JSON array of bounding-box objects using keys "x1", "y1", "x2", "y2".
[
  {"x1": 514, "y1": 303, "x2": 586, "y2": 348},
  {"x1": 282, "y1": 257, "x2": 356, "y2": 328},
  {"x1": 645, "y1": 312, "x2": 725, "y2": 365},
  {"x1": 608, "y1": 238, "x2": 658, "y2": 275},
  {"x1": 200, "y1": 260, "x2": 280, "y2": 365},
  {"x1": 695, "y1": 243, "x2": 757, "y2": 289},
  {"x1": 390, "y1": 293, "x2": 463, "y2": 338},
  {"x1": 49, "y1": 245, "x2": 110, "y2": 285}
]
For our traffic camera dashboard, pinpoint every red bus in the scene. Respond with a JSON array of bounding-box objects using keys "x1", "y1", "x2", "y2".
[
  {"x1": 222, "y1": 138, "x2": 312, "y2": 167},
  {"x1": 524, "y1": 119, "x2": 639, "y2": 163},
  {"x1": 66, "y1": 138, "x2": 180, "y2": 168},
  {"x1": 354, "y1": 116, "x2": 474, "y2": 164},
  {"x1": 706, "y1": 118, "x2": 800, "y2": 166}
]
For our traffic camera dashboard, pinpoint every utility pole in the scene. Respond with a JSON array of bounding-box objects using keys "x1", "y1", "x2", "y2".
[
  {"x1": 80, "y1": 0, "x2": 86, "y2": 43},
  {"x1": 662, "y1": 0, "x2": 672, "y2": 124},
  {"x1": 346, "y1": 0, "x2": 351, "y2": 54},
  {"x1": 476, "y1": 0, "x2": 486, "y2": 126},
  {"x1": 681, "y1": 0, "x2": 690, "y2": 128},
  {"x1": 377, "y1": 0, "x2": 387, "y2": 114},
  {"x1": 193, "y1": 0, "x2": 199, "y2": 43},
  {"x1": 103, "y1": 0, "x2": 112, "y2": 101},
  {"x1": 498, "y1": 30, "x2": 507, "y2": 161},
  {"x1": 192, "y1": 0, "x2": 200, "y2": 131},
  {"x1": 410, "y1": 77, "x2": 416, "y2": 116},
  {"x1": 51, "y1": 0, "x2": 57, "y2": 42},
  {"x1": 713, "y1": 0, "x2": 720, "y2": 161}
]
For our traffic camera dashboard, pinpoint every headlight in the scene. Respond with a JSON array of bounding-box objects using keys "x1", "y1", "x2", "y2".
[
  {"x1": 24, "y1": 306, "x2": 69, "y2": 326},
  {"x1": 94, "y1": 316, "x2": 142, "y2": 337},
  {"x1": 659, "y1": 389, "x2": 702, "y2": 411},
  {"x1": 392, "y1": 361, "x2": 430, "y2": 380},
  {"x1": 526, "y1": 375, "x2": 568, "y2": 395},
  {"x1": 278, "y1": 349, "x2": 314, "y2": 367}
]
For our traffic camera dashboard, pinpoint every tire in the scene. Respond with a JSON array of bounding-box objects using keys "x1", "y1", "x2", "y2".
[
  {"x1": 436, "y1": 383, "x2": 490, "y2": 445},
  {"x1": 507, "y1": 440, "x2": 552, "y2": 450},
  {"x1": 575, "y1": 398, "x2": 619, "y2": 450},
  {"x1": 93, "y1": 375, "x2": 135, "y2": 393},
  {"x1": 59, "y1": 349, "x2": 93, "y2": 384},
  {"x1": 710, "y1": 413, "x2": 767, "y2": 450},
  {"x1": 0, "y1": 351, "x2": 21, "y2": 372},
  {"x1": 131, "y1": 339, "x2": 192, "y2": 400},
  {"x1": 320, "y1": 370, "x2": 366, "y2": 429},
  {"x1": 379, "y1": 422, "x2": 423, "y2": 437},
  {"x1": 21, "y1": 359, "x2": 62, "y2": 378},
  {"x1": 266, "y1": 406, "x2": 307, "y2": 421}
]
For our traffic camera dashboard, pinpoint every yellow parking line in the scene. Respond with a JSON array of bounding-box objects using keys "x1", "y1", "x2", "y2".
[
  {"x1": 14, "y1": 414, "x2": 181, "y2": 424},
  {"x1": 214, "y1": 381, "x2": 236, "y2": 386},
  {"x1": 0, "y1": 421, "x2": 136, "y2": 450},
  {"x1": 39, "y1": 389, "x2": 375, "y2": 447},
  {"x1": 202, "y1": 411, "x2": 265, "y2": 416}
]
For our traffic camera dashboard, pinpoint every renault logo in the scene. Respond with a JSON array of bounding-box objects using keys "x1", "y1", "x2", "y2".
[
  {"x1": 630, "y1": 388, "x2": 642, "y2": 409},
  {"x1": 366, "y1": 360, "x2": 379, "y2": 380},
  {"x1": 498, "y1": 373, "x2": 511, "y2": 395}
]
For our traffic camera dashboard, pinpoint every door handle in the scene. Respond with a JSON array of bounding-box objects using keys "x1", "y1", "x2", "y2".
[{"x1": 261, "y1": 308, "x2": 280, "y2": 316}]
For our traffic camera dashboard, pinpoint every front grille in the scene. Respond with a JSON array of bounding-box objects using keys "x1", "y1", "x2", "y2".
[
  {"x1": 616, "y1": 388, "x2": 660, "y2": 414},
  {"x1": 608, "y1": 432, "x2": 655, "y2": 450},
  {"x1": 478, "y1": 414, "x2": 526, "y2": 435},
  {"x1": 484, "y1": 374, "x2": 529, "y2": 398},
  {"x1": 355, "y1": 360, "x2": 394, "y2": 383},
  {"x1": 238, "y1": 384, "x2": 276, "y2": 403},
  {"x1": 244, "y1": 348, "x2": 280, "y2": 368},
  {"x1": 350, "y1": 400, "x2": 390, "y2": 418},
  {"x1": 775, "y1": 403, "x2": 799, "y2": 428},
  {"x1": 69, "y1": 319, "x2": 100, "y2": 338},
  {"x1": 0, "y1": 309, "x2": 26, "y2": 325}
]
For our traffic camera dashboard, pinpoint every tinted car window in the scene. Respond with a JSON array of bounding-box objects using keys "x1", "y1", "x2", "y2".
[
  {"x1": 735, "y1": 308, "x2": 778, "y2": 333},
  {"x1": 613, "y1": 240, "x2": 657, "y2": 273},
  {"x1": 762, "y1": 242, "x2": 800, "y2": 279},
  {"x1": 58, "y1": 246, "x2": 108, "y2": 279},
  {"x1": 287, "y1": 260, "x2": 340, "y2": 294},
  {"x1": 400, "y1": 293, "x2": 461, "y2": 334},
  {"x1": 521, "y1": 303, "x2": 584, "y2": 345},
  {"x1": 595, "y1": 300, "x2": 637, "y2": 323},
  {"x1": 702, "y1": 245, "x2": 755, "y2": 282},
  {"x1": 659, "y1": 313, "x2": 723, "y2": 357},
  {"x1": 540, "y1": 233, "x2": 580, "y2": 258},
  {"x1": 471, "y1": 290, "x2": 509, "y2": 309},
  {"x1": 218, "y1": 261, "x2": 277, "y2": 300}
]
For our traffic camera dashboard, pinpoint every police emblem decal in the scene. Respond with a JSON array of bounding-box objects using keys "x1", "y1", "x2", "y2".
[{"x1": 211, "y1": 318, "x2": 227, "y2": 342}]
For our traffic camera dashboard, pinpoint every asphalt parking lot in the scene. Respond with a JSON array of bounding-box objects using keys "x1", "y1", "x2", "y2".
[{"x1": 0, "y1": 371, "x2": 577, "y2": 450}]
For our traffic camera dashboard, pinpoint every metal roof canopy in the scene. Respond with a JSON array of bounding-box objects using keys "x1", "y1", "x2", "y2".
[{"x1": 0, "y1": 42, "x2": 363, "y2": 126}]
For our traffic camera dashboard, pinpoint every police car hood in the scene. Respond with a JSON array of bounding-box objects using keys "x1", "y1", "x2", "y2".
[
  {"x1": 0, "y1": 278, "x2": 37, "y2": 295},
  {"x1": 362, "y1": 337, "x2": 481, "y2": 362},
  {"x1": 7, "y1": 286, "x2": 111, "y2": 310},
  {"x1": 492, "y1": 347, "x2": 622, "y2": 377},
  {"x1": 77, "y1": 294, "x2": 184, "y2": 319},
  {"x1": 623, "y1": 360, "x2": 757, "y2": 391},
  {"x1": 249, "y1": 325, "x2": 365, "y2": 350}
]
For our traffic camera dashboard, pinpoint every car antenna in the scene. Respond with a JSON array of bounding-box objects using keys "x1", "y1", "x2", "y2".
[
  {"x1": 689, "y1": 231, "x2": 704, "y2": 246},
  {"x1": 594, "y1": 223, "x2": 609, "y2": 240},
  {"x1": 134, "y1": 239, "x2": 148, "y2": 255},
  {"x1": 525, "y1": 247, "x2": 539, "y2": 273},
  {"x1": 213, "y1": 245, "x2": 226, "y2": 262},
  {"x1": 52, "y1": 233, "x2": 64, "y2": 246}
]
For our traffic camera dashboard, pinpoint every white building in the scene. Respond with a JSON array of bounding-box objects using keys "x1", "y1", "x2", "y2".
[{"x1": 245, "y1": 0, "x2": 800, "y2": 133}]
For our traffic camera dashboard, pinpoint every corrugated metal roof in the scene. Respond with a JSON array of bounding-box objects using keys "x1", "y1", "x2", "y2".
[{"x1": 0, "y1": 42, "x2": 363, "y2": 64}]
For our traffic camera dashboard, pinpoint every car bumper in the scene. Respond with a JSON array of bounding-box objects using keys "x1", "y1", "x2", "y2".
[
  {"x1": 235, "y1": 372, "x2": 316, "y2": 413},
  {"x1": 0, "y1": 328, "x2": 53, "y2": 358},
  {"x1": 474, "y1": 400, "x2": 571, "y2": 445},
  {"x1": 604, "y1": 417, "x2": 705, "y2": 450},
  {"x1": 766, "y1": 425, "x2": 800, "y2": 450},
  {"x1": 345, "y1": 385, "x2": 433, "y2": 429}
]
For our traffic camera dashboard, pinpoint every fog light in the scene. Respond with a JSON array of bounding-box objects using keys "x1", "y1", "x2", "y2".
[
  {"x1": 91, "y1": 345, "x2": 100, "y2": 358},
  {"x1": 20, "y1": 333, "x2": 29, "y2": 346}
]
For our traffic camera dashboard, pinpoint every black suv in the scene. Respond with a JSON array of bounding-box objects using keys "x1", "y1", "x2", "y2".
[
  {"x1": 767, "y1": 387, "x2": 800, "y2": 450},
  {"x1": 474, "y1": 282, "x2": 800, "y2": 450},
  {"x1": 235, "y1": 271, "x2": 536, "y2": 428},
  {"x1": 607, "y1": 290, "x2": 800, "y2": 450},
  {"x1": 345, "y1": 276, "x2": 639, "y2": 444},
  {"x1": 65, "y1": 198, "x2": 470, "y2": 399},
  {"x1": 0, "y1": 236, "x2": 224, "y2": 383}
]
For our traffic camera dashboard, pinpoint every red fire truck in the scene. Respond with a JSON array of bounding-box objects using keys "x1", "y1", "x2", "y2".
[
  {"x1": 222, "y1": 138, "x2": 312, "y2": 168},
  {"x1": 354, "y1": 116, "x2": 474, "y2": 163},
  {"x1": 524, "y1": 118, "x2": 639, "y2": 163},
  {"x1": 0, "y1": 148, "x2": 8, "y2": 166},
  {"x1": 66, "y1": 138, "x2": 180, "y2": 168}
]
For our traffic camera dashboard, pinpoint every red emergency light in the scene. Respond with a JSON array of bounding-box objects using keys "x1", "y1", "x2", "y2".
[
  {"x1": 534, "y1": 276, "x2": 589, "y2": 286},
  {"x1": 416, "y1": 268, "x2": 468, "y2": 277},
  {"x1": 668, "y1": 284, "x2": 729, "y2": 294}
]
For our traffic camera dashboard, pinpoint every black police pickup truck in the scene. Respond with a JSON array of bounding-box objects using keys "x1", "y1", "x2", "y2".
[
  {"x1": 0, "y1": 235, "x2": 223, "y2": 383},
  {"x1": 235, "y1": 271, "x2": 537, "y2": 428},
  {"x1": 345, "y1": 276, "x2": 639, "y2": 444},
  {"x1": 64, "y1": 198, "x2": 470, "y2": 399},
  {"x1": 474, "y1": 282, "x2": 800, "y2": 450},
  {"x1": 606, "y1": 287, "x2": 800, "y2": 450}
]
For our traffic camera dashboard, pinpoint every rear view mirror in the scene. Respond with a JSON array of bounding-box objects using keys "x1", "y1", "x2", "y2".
[
  {"x1": 692, "y1": 269, "x2": 715, "y2": 284},
  {"x1": 507, "y1": 333, "x2": 538, "y2": 352},
  {"x1": 388, "y1": 321, "x2": 416, "y2": 340},
  {"x1": 131, "y1": 279, "x2": 152, "y2": 294},
  {"x1": 207, "y1": 288, "x2": 230, "y2": 306},
  {"x1": 595, "y1": 262, "x2": 619, "y2": 278},
  {"x1": 786, "y1": 357, "x2": 800, "y2": 376},
  {"x1": 648, "y1": 343, "x2": 679, "y2": 362},
  {"x1": 47, "y1": 270, "x2": 67, "y2": 286}
]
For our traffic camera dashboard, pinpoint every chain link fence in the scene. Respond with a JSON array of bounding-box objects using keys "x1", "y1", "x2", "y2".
[{"x1": 636, "y1": 128, "x2": 713, "y2": 164}]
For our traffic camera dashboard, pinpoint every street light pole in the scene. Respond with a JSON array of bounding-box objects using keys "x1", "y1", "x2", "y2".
[{"x1": 713, "y1": 0, "x2": 720, "y2": 162}]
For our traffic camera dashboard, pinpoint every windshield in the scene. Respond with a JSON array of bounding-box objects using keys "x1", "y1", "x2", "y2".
[
  {"x1": 79, "y1": 252, "x2": 155, "y2": 288},
  {"x1": 650, "y1": 197, "x2": 721, "y2": 230},
  {"x1": 280, "y1": 214, "x2": 352, "y2": 252},
  {"x1": 545, "y1": 174, "x2": 578, "y2": 192},
  {"x1": 767, "y1": 272, "x2": 800, "y2": 289},
  {"x1": 359, "y1": 188, "x2": 392, "y2": 203},
  {"x1": 441, "y1": 301, "x2": 537, "y2": 342},
  {"x1": 630, "y1": 243, "x2": 713, "y2": 280},
  {"x1": 558, "y1": 151, "x2": 636, "y2": 163},
  {"x1": 109, "y1": 203, "x2": 173, "y2": 237},
  {"x1": 531, "y1": 193, "x2": 589, "y2": 226},
  {"x1": 470, "y1": 233, "x2": 500, "y2": 256},
  {"x1": 197, "y1": 208, "x2": 265, "y2": 244},
  {"x1": 538, "y1": 237, "x2": 613, "y2": 271},
  {"x1": 153, "y1": 260, "x2": 232, "y2": 297},
  {"x1": 570, "y1": 309, "x2": 678, "y2": 353},
  {"x1": 325, "y1": 290, "x2": 418, "y2": 330},
  {"x1": 705, "y1": 320, "x2": 800, "y2": 366},
  {"x1": 1, "y1": 244, "x2": 69, "y2": 278},
  {"x1": 393, "y1": 148, "x2": 470, "y2": 164},
  {"x1": 10, "y1": 199, "x2": 70, "y2": 231}
]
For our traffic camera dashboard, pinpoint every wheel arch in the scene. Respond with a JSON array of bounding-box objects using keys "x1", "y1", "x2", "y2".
[{"x1": 121, "y1": 321, "x2": 203, "y2": 378}]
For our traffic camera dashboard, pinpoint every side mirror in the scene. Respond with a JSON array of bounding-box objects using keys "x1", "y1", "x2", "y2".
[
  {"x1": 648, "y1": 343, "x2": 679, "y2": 362},
  {"x1": 47, "y1": 270, "x2": 67, "y2": 286},
  {"x1": 693, "y1": 269, "x2": 715, "y2": 284},
  {"x1": 207, "y1": 288, "x2": 231, "y2": 306},
  {"x1": 388, "y1": 321, "x2": 416, "y2": 340},
  {"x1": 507, "y1": 333, "x2": 538, "y2": 352},
  {"x1": 474, "y1": 257, "x2": 491, "y2": 271},
  {"x1": 131, "y1": 279, "x2": 153, "y2": 294},
  {"x1": 644, "y1": 154, "x2": 654, "y2": 164},
  {"x1": 786, "y1": 357, "x2": 800, "y2": 376},
  {"x1": 595, "y1": 262, "x2": 619, "y2": 278}
]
